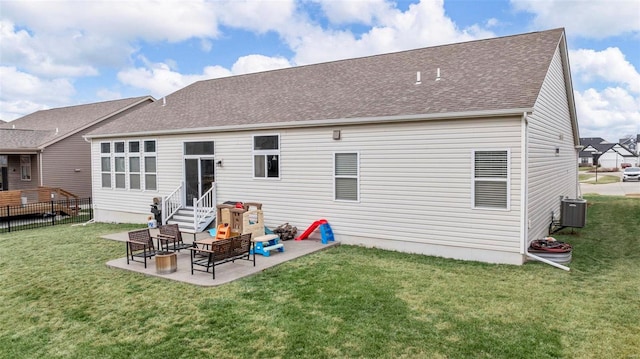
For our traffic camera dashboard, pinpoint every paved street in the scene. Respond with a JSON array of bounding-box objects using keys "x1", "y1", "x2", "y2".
[{"x1": 579, "y1": 170, "x2": 640, "y2": 196}]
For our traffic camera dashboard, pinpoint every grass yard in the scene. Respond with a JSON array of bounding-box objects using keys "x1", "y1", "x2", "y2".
[{"x1": 1, "y1": 195, "x2": 639, "y2": 358}]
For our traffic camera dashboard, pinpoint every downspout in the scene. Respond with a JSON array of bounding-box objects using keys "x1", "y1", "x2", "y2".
[
  {"x1": 519, "y1": 112, "x2": 529, "y2": 257},
  {"x1": 521, "y1": 112, "x2": 570, "y2": 271}
]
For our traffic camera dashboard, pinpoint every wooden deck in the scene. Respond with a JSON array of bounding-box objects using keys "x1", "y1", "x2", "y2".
[{"x1": 0, "y1": 187, "x2": 80, "y2": 218}]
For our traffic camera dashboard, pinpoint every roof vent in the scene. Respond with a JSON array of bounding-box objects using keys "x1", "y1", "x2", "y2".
[
  {"x1": 162, "y1": 97, "x2": 166, "y2": 106},
  {"x1": 436, "y1": 67, "x2": 441, "y2": 81},
  {"x1": 56, "y1": 128, "x2": 59, "y2": 134},
  {"x1": 415, "y1": 71, "x2": 421, "y2": 85},
  {"x1": 12, "y1": 124, "x2": 15, "y2": 129}
]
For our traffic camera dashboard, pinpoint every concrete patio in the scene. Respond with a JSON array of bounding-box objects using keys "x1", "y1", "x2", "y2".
[{"x1": 103, "y1": 229, "x2": 339, "y2": 287}]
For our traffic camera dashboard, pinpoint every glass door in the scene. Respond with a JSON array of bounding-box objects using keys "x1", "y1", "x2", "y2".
[{"x1": 184, "y1": 158, "x2": 215, "y2": 207}]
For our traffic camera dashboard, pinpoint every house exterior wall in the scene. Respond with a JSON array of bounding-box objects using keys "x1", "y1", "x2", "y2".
[
  {"x1": 92, "y1": 116, "x2": 526, "y2": 264},
  {"x1": 527, "y1": 47, "x2": 579, "y2": 247},
  {"x1": 6, "y1": 154, "x2": 39, "y2": 192},
  {"x1": 39, "y1": 100, "x2": 153, "y2": 199},
  {"x1": 40, "y1": 132, "x2": 93, "y2": 198}
]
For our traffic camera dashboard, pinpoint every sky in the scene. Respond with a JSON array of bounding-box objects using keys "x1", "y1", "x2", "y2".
[{"x1": 0, "y1": 0, "x2": 639, "y2": 143}]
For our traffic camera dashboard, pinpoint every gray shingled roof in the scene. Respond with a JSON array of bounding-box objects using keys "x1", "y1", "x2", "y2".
[
  {"x1": 91, "y1": 28, "x2": 565, "y2": 137},
  {"x1": 0, "y1": 97, "x2": 152, "y2": 150}
]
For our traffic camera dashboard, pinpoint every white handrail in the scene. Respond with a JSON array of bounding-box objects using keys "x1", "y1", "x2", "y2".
[
  {"x1": 162, "y1": 182, "x2": 183, "y2": 225},
  {"x1": 193, "y1": 183, "x2": 216, "y2": 232}
]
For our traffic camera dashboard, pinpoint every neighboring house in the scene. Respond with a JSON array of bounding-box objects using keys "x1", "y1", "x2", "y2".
[
  {"x1": 579, "y1": 137, "x2": 639, "y2": 168},
  {"x1": 0, "y1": 97, "x2": 154, "y2": 197},
  {"x1": 85, "y1": 28, "x2": 580, "y2": 266},
  {"x1": 619, "y1": 135, "x2": 638, "y2": 155}
]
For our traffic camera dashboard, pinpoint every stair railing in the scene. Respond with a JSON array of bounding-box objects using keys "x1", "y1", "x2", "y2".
[
  {"x1": 162, "y1": 182, "x2": 184, "y2": 225},
  {"x1": 193, "y1": 183, "x2": 216, "y2": 232}
]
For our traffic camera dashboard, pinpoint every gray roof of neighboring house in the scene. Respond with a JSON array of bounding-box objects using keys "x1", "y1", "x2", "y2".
[
  {"x1": 88, "y1": 28, "x2": 567, "y2": 137},
  {"x1": 0, "y1": 96, "x2": 153, "y2": 151}
]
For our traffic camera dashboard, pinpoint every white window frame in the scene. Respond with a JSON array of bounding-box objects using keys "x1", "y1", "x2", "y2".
[
  {"x1": 252, "y1": 134, "x2": 280, "y2": 179},
  {"x1": 128, "y1": 140, "x2": 141, "y2": 190},
  {"x1": 114, "y1": 141, "x2": 126, "y2": 189},
  {"x1": 20, "y1": 155, "x2": 31, "y2": 181},
  {"x1": 472, "y1": 149, "x2": 510, "y2": 210},
  {"x1": 100, "y1": 142, "x2": 111, "y2": 188},
  {"x1": 143, "y1": 140, "x2": 157, "y2": 191},
  {"x1": 334, "y1": 152, "x2": 360, "y2": 202}
]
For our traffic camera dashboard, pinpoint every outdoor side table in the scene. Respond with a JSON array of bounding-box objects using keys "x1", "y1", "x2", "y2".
[{"x1": 251, "y1": 234, "x2": 284, "y2": 257}]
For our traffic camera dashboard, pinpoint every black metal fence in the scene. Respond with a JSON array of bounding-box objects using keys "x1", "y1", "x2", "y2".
[{"x1": 0, "y1": 198, "x2": 93, "y2": 233}]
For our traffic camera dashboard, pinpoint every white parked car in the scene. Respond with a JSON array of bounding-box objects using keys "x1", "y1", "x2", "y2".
[{"x1": 622, "y1": 167, "x2": 640, "y2": 182}]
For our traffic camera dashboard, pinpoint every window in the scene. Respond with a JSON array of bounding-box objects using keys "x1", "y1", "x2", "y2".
[
  {"x1": 253, "y1": 135, "x2": 279, "y2": 178},
  {"x1": 100, "y1": 142, "x2": 111, "y2": 188},
  {"x1": 128, "y1": 141, "x2": 140, "y2": 190},
  {"x1": 473, "y1": 150, "x2": 509, "y2": 209},
  {"x1": 185, "y1": 141, "x2": 214, "y2": 155},
  {"x1": 144, "y1": 140, "x2": 157, "y2": 190},
  {"x1": 113, "y1": 142, "x2": 125, "y2": 189},
  {"x1": 334, "y1": 153, "x2": 359, "y2": 201},
  {"x1": 20, "y1": 155, "x2": 31, "y2": 181}
]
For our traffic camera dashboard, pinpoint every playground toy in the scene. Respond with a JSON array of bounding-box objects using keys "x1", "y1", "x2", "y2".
[
  {"x1": 296, "y1": 219, "x2": 335, "y2": 244},
  {"x1": 213, "y1": 223, "x2": 232, "y2": 240},
  {"x1": 216, "y1": 202, "x2": 265, "y2": 240},
  {"x1": 251, "y1": 234, "x2": 285, "y2": 257}
]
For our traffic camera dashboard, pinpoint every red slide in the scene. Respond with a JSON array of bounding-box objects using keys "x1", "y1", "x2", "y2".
[{"x1": 295, "y1": 219, "x2": 328, "y2": 241}]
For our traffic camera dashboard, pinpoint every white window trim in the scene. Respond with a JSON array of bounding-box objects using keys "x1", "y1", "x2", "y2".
[
  {"x1": 20, "y1": 155, "x2": 31, "y2": 181},
  {"x1": 143, "y1": 139, "x2": 158, "y2": 191},
  {"x1": 113, "y1": 141, "x2": 126, "y2": 190},
  {"x1": 127, "y1": 140, "x2": 141, "y2": 191},
  {"x1": 99, "y1": 142, "x2": 111, "y2": 189},
  {"x1": 471, "y1": 149, "x2": 510, "y2": 211},
  {"x1": 333, "y1": 151, "x2": 360, "y2": 202},
  {"x1": 252, "y1": 134, "x2": 280, "y2": 180}
]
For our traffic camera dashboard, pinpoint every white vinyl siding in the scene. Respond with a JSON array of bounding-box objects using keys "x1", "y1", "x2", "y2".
[
  {"x1": 334, "y1": 152, "x2": 359, "y2": 201},
  {"x1": 473, "y1": 150, "x2": 510, "y2": 210},
  {"x1": 527, "y1": 46, "x2": 579, "y2": 245},
  {"x1": 92, "y1": 117, "x2": 523, "y2": 264}
]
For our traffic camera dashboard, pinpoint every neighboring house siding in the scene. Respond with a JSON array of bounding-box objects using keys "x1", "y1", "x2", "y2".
[
  {"x1": 92, "y1": 116, "x2": 525, "y2": 264},
  {"x1": 6, "y1": 154, "x2": 39, "y2": 192},
  {"x1": 527, "y1": 47, "x2": 578, "y2": 246},
  {"x1": 41, "y1": 132, "x2": 92, "y2": 198}
]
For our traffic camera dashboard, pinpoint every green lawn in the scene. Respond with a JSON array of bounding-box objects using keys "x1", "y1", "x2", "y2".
[
  {"x1": 579, "y1": 173, "x2": 620, "y2": 184},
  {"x1": 1, "y1": 195, "x2": 639, "y2": 358}
]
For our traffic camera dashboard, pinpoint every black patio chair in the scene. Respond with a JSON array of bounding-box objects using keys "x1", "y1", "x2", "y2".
[{"x1": 126, "y1": 228, "x2": 157, "y2": 268}]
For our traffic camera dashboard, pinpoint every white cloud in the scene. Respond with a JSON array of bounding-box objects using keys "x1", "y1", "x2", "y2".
[
  {"x1": 217, "y1": 0, "x2": 296, "y2": 33},
  {"x1": 284, "y1": 0, "x2": 494, "y2": 65},
  {"x1": 231, "y1": 55, "x2": 292, "y2": 74},
  {"x1": 0, "y1": 66, "x2": 75, "y2": 120},
  {"x1": 511, "y1": 0, "x2": 640, "y2": 38},
  {"x1": 0, "y1": 20, "x2": 101, "y2": 77},
  {"x1": 570, "y1": 47, "x2": 640, "y2": 94},
  {"x1": 575, "y1": 87, "x2": 640, "y2": 142},
  {"x1": 315, "y1": 0, "x2": 393, "y2": 25},
  {"x1": 117, "y1": 54, "x2": 290, "y2": 98}
]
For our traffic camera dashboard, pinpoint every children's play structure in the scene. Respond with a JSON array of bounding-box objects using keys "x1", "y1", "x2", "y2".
[
  {"x1": 215, "y1": 202, "x2": 265, "y2": 239},
  {"x1": 296, "y1": 219, "x2": 335, "y2": 244}
]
